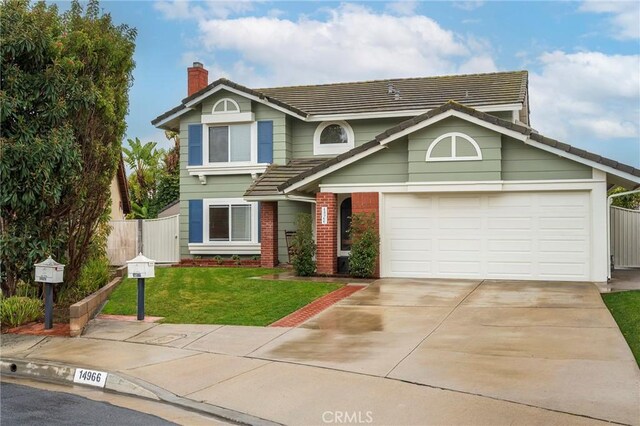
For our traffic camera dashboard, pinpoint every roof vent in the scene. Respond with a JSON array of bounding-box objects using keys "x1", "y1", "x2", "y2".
[{"x1": 387, "y1": 83, "x2": 401, "y2": 100}]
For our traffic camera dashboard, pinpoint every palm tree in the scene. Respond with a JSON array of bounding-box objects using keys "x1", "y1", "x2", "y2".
[{"x1": 122, "y1": 137, "x2": 165, "y2": 205}]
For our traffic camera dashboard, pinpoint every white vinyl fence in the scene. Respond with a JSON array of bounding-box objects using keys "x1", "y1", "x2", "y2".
[
  {"x1": 142, "y1": 215, "x2": 180, "y2": 263},
  {"x1": 107, "y1": 215, "x2": 180, "y2": 265},
  {"x1": 610, "y1": 206, "x2": 640, "y2": 268}
]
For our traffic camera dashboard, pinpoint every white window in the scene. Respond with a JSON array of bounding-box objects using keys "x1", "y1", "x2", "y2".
[
  {"x1": 204, "y1": 199, "x2": 258, "y2": 244},
  {"x1": 313, "y1": 121, "x2": 355, "y2": 156},
  {"x1": 202, "y1": 122, "x2": 257, "y2": 166},
  {"x1": 212, "y1": 98, "x2": 240, "y2": 113},
  {"x1": 425, "y1": 132, "x2": 482, "y2": 162}
]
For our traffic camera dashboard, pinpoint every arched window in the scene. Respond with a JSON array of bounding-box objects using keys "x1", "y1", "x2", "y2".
[
  {"x1": 425, "y1": 132, "x2": 482, "y2": 162},
  {"x1": 212, "y1": 98, "x2": 240, "y2": 113},
  {"x1": 313, "y1": 121, "x2": 355, "y2": 155}
]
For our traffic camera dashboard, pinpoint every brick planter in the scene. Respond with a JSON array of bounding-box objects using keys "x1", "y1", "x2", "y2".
[
  {"x1": 69, "y1": 276, "x2": 123, "y2": 337},
  {"x1": 173, "y1": 259, "x2": 262, "y2": 268}
]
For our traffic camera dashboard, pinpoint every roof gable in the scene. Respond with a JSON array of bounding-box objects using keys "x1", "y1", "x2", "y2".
[{"x1": 269, "y1": 101, "x2": 639, "y2": 194}]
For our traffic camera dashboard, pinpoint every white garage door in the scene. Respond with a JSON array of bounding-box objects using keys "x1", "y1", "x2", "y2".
[{"x1": 382, "y1": 191, "x2": 591, "y2": 281}]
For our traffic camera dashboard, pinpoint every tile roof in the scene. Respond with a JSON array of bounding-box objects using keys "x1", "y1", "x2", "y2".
[
  {"x1": 244, "y1": 158, "x2": 327, "y2": 197},
  {"x1": 258, "y1": 71, "x2": 528, "y2": 115},
  {"x1": 152, "y1": 71, "x2": 528, "y2": 126},
  {"x1": 272, "y1": 101, "x2": 639, "y2": 193}
]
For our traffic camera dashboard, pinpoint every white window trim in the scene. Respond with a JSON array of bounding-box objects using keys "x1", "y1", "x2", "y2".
[
  {"x1": 202, "y1": 121, "x2": 258, "y2": 167},
  {"x1": 212, "y1": 98, "x2": 241, "y2": 113},
  {"x1": 426, "y1": 132, "x2": 482, "y2": 162},
  {"x1": 313, "y1": 121, "x2": 355, "y2": 156},
  {"x1": 188, "y1": 198, "x2": 260, "y2": 254}
]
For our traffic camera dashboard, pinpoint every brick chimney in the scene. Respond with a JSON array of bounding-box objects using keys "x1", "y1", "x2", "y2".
[{"x1": 187, "y1": 62, "x2": 208, "y2": 96}]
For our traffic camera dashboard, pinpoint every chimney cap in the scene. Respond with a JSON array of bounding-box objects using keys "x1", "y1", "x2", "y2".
[{"x1": 192, "y1": 61, "x2": 204, "y2": 68}]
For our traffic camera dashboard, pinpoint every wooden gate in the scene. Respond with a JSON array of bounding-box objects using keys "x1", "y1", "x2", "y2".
[
  {"x1": 142, "y1": 215, "x2": 180, "y2": 263},
  {"x1": 107, "y1": 220, "x2": 138, "y2": 266},
  {"x1": 610, "y1": 206, "x2": 640, "y2": 268}
]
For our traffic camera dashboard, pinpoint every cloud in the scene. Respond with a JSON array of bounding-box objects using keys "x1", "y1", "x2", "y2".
[
  {"x1": 579, "y1": 1, "x2": 640, "y2": 40},
  {"x1": 529, "y1": 50, "x2": 640, "y2": 143},
  {"x1": 154, "y1": 0, "x2": 255, "y2": 20},
  {"x1": 385, "y1": 1, "x2": 419, "y2": 16},
  {"x1": 453, "y1": 1, "x2": 485, "y2": 11},
  {"x1": 190, "y1": 3, "x2": 496, "y2": 86}
]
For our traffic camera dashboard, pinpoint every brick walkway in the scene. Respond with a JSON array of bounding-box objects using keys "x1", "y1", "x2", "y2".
[{"x1": 270, "y1": 285, "x2": 366, "y2": 327}]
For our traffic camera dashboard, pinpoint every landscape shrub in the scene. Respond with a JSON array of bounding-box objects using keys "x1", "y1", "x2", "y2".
[
  {"x1": 0, "y1": 296, "x2": 43, "y2": 328},
  {"x1": 348, "y1": 213, "x2": 379, "y2": 278},
  {"x1": 57, "y1": 255, "x2": 110, "y2": 305},
  {"x1": 291, "y1": 213, "x2": 316, "y2": 276}
]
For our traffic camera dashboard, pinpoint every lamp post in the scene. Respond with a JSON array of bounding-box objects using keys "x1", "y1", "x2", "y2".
[
  {"x1": 34, "y1": 256, "x2": 65, "y2": 330},
  {"x1": 126, "y1": 253, "x2": 155, "y2": 320}
]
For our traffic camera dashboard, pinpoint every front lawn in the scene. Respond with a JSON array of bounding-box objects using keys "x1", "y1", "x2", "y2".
[
  {"x1": 602, "y1": 291, "x2": 640, "y2": 365},
  {"x1": 102, "y1": 267, "x2": 341, "y2": 326}
]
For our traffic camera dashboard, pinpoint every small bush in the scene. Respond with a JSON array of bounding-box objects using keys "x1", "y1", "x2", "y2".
[
  {"x1": 231, "y1": 254, "x2": 241, "y2": 265},
  {"x1": 0, "y1": 296, "x2": 43, "y2": 328},
  {"x1": 58, "y1": 256, "x2": 110, "y2": 305},
  {"x1": 348, "y1": 213, "x2": 379, "y2": 278},
  {"x1": 291, "y1": 213, "x2": 316, "y2": 276},
  {"x1": 214, "y1": 255, "x2": 223, "y2": 265}
]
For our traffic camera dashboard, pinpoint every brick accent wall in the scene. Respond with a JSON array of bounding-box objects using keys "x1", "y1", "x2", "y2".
[
  {"x1": 352, "y1": 192, "x2": 380, "y2": 278},
  {"x1": 316, "y1": 192, "x2": 337, "y2": 275},
  {"x1": 260, "y1": 202, "x2": 279, "y2": 268}
]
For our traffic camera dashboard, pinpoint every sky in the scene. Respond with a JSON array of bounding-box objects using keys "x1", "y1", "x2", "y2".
[{"x1": 62, "y1": 0, "x2": 640, "y2": 167}]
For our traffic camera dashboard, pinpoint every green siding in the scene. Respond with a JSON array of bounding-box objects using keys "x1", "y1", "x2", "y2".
[
  {"x1": 501, "y1": 136, "x2": 592, "y2": 180},
  {"x1": 254, "y1": 103, "x2": 288, "y2": 165},
  {"x1": 321, "y1": 139, "x2": 409, "y2": 184},
  {"x1": 201, "y1": 90, "x2": 251, "y2": 114},
  {"x1": 487, "y1": 110, "x2": 514, "y2": 121},
  {"x1": 291, "y1": 118, "x2": 404, "y2": 158},
  {"x1": 277, "y1": 201, "x2": 312, "y2": 264},
  {"x1": 408, "y1": 117, "x2": 502, "y2": 181}
]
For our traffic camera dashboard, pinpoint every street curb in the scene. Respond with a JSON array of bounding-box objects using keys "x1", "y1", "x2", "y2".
[{"x1": 1, "y1": 358, "x2": 282, "y2": 426}]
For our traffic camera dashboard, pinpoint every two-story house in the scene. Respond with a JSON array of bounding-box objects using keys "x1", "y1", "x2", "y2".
[{"x1": 152, "y1": 62, "x2": 639, "y2": 284}]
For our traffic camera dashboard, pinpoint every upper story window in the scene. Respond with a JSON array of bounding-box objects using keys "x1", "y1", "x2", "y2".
[
  {"x1": 314, "y1": 121, "x2": 355, "y2": 156},
  {"x1": 212, "y1": 98, "x2": 240, "y2": 113},
  {"x1": 426, "y1": 132, "x2": 482, "y2": 162},
  {"x1": 205, "y1": 123, "x2": 254, "y2": 164}
]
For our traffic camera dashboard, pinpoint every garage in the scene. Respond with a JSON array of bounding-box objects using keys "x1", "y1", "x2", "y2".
[{"x1": 381, "y1": 191, "x2": 592, "y2": 281}]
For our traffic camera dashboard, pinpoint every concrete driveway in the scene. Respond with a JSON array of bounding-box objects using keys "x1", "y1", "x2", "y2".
[{"x1": 251, "y1": 279, "x2": 640, "y2": 425}]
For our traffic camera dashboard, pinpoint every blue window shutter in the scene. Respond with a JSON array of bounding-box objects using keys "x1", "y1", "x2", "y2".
[
  {"x1": 189, "y1": 199, "x2": 203, "y2": 243},
  {"x1": 188, "y1": 124, "x2": 203, "y2": 166},
  {"x1": 257, "y1": 121, "x2": 273, "y2": 164}
]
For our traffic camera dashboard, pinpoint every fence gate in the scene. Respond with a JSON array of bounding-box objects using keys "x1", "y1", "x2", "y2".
[
  {"x1": 107, "y1": 220, "x2": 138, "y2": 266},
  {"x1": 610, "y1": 206, "x2": 640, "y2": 268},
  {"x1": 107, "y1": 215, "x2": 179, "y2": 265},
  {"x1": 142, "y1": 214, "x2": 180, "y2": 263}
]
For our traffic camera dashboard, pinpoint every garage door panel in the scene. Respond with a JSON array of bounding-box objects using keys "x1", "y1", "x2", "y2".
[
  {"x1": 488, "y1": 239, "x2": 532, "y2": 253},
  {"x1": 438, "y1": 261, "x2": 481, "y2": 274},
  {"x1": 383, "y1": 191, "x2": 591, "y2": 281}
]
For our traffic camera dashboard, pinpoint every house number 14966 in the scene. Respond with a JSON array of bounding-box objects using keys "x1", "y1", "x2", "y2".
[{"x1": 73, "y1": 368, "x2": 108, "y2": 387}]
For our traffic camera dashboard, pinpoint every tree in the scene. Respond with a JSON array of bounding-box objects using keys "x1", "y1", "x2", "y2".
[
  {"x1": 0, "y1": 0, "x2": 136, "y2": 295},
  {"x1": 122, "y1": 137, "x2": 164, "y2": 211},
  {"x1": 609, "y1": 187, "x2": 640, "y2": 210}
]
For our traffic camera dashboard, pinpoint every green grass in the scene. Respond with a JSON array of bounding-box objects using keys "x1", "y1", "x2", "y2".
[
  {"x1": 602, "y1": 290, "x2": 640, "y2": 365},
  {"x1": 102, "y1": 268, "x2": 341, "y2": 326}
]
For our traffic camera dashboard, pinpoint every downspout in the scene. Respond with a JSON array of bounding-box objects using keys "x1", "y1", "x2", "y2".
[{"x1": 606, "y1": 188, "x2": 640, "y2": 279}]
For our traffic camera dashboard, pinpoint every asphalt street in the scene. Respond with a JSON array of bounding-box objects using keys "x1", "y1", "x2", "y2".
[{"x1": 0, "y1": 382, "x2": 177, "y2": 426}]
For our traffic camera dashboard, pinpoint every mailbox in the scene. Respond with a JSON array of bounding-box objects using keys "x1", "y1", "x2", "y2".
[
  {"x1": 127, "y1": 253, "x2": 156, "y2": 279},
  {"x1": 34, "y1": 256, "x2": 65, "y2": 284}
]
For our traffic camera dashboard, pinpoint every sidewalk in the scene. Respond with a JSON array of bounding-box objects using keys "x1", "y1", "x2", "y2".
[{"x1": 1, "y1": 319, "x2": 617, "y2": 426}]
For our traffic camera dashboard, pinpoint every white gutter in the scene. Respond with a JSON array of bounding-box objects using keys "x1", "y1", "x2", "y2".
[{"x1": 606, "y1": 188, "x2": 640, "y2": 279}]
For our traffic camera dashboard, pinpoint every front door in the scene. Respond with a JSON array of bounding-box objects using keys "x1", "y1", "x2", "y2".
[{"x1": 338, "y1": 196, "x2": 352, "y2": 257}]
